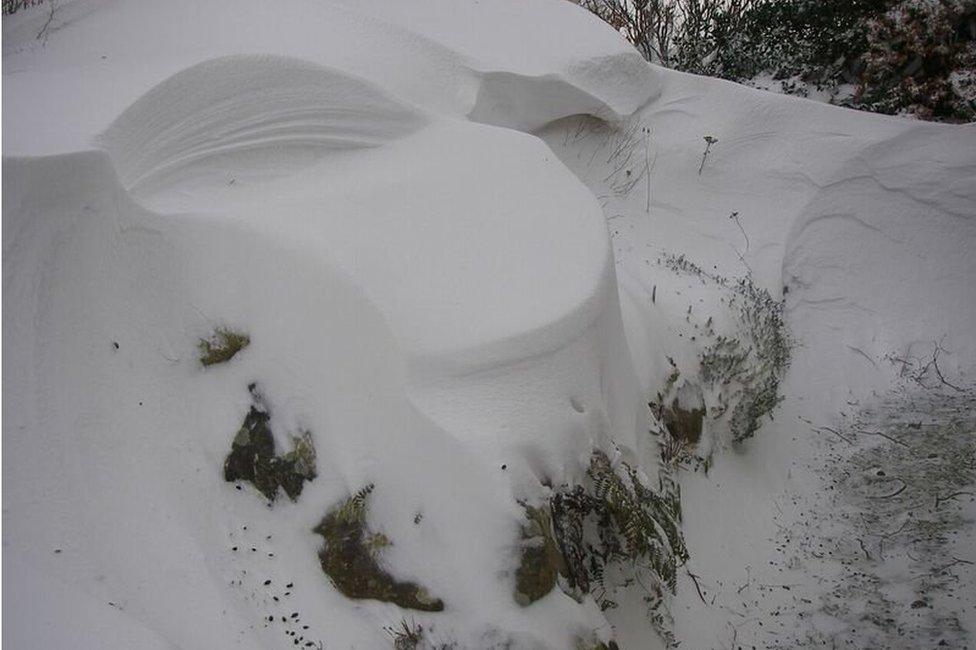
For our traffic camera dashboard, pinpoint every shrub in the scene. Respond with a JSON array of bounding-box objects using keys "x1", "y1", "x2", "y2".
[
  {"x1": 580, "y1": 0, "x2": 976, "y2": 121},
  {"x1": 2, "y1": 0, "x2": 46, "y2": 15},
  {"x1": 857, "y1": 0, "x2": 976, "y2": 121},
  {"x1": 660, "y1": 253, "x2": 791, "y2": 446}
]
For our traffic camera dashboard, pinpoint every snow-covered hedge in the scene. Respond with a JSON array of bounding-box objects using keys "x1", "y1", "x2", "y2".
[{"x1": 580, "y1": 0, "x2": 976, "y2": 121}]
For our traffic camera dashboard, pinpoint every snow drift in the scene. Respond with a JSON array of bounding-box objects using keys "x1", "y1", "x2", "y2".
[
  {"x1": 4, "y1": 0, "x2": 975, "y2": 649},
  {"x1": 99, "y1": 55, "x2": 427, "y2": 196},
  {"x1": 4, "y1": 1, "x2": 648, "y2": 648}
]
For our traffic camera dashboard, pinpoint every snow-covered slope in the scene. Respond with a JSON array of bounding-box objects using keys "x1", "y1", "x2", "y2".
[
  {"x1": 4, "y1": 1, "x2": 975, "y2": 649},
  {"x1": 542, "y1": 68, "x2": 976, "y2": 409},
  {"x1": 4, "y1": 1, "x2": 647, "y2": 648},
  {"x1": 541, "y1": 66, "x2": 976, "y2": 649}
]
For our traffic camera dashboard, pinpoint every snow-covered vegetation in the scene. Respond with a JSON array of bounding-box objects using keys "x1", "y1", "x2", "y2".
[
  {"x1": 579, "y1": 0, "x2": 976, "y2": 121},
  {"x1": 3, "y1": 1, "x2": 974, "y2": 649}
]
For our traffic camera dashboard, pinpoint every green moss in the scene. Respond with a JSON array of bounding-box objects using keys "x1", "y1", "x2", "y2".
[
  {"x1": 199, "y1": 327, "x2": 250, "y2": 366},
  {"x1": 314, "y1": 485, "x2": 444, "y2": 612}
]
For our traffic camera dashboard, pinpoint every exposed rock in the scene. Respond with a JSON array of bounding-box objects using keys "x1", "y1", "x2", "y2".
[
  {"x1": 313, "y1": 485, "x2": 444, "y2": 612},
  {"x1": 223, "y1": 384, "x2": 316, "y2": 502},
  {"x1": 661, "y1": 380, "x2": 706, "y2": 445},
  {"x1": 198, "y1": 327, "x2": 250, "y2": 366}
]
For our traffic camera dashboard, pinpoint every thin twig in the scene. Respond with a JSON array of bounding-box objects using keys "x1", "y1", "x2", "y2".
[
  {"x1": 686, "y1": 570, "x2": 708, "y2": 605},
  {"x1": 35, "y1": 0, "x2": 56, "y2": 40},
  {"x1": 698, "y1": 136, "x2": 716, "y2": 175},
  {"x1": 856, "y1": 428, "x2": 909, "y2": 448},
  {"x1": 935, "y1": 491, "x2": 974, "y2": 509},
  {"x1": 932, "y1": 347, "x2": 964, "y2": 392},
  {"x1": 729, "y1": 212, "x2": 749, "y2": 252},
  {"x1": 857, "y1": 538, "x2": 872, "y2": 561},
  {"x1": 816, "y1": 425, "x2": 854, "y2": 445},
  {"x1": 867, "y1": 478, "x2": 906, "y2": 499}
]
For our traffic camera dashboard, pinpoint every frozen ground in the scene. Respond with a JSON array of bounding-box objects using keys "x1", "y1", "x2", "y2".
[{"x1": 3, "y1": 1, "x2": 975, "y2": 649}]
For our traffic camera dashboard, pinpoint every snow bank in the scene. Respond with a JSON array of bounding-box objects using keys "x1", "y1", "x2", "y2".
[
  {"x1": 9, "y1": 0, "x2": 972, "y2": 647},
  {"x1": 542, "y1": 67, "x2": 976, "y2": 408},
  {"x1": 541, "y1": 64, "x2": 976, "y2": 649},
  {"x1": 4, "y1": 1, "x2": 649, "y2": 647},
  {"x1": 3, "y1": 148, "x2": 632, "y2": 648}
]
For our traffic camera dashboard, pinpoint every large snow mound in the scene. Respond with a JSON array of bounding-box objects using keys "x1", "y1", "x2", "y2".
[
  {"x1": 3, "y1": 145, "x2": 636, "y2": 649},
  {"x1": 4, "y1": 2, "x2": 646, "y2": 648}
]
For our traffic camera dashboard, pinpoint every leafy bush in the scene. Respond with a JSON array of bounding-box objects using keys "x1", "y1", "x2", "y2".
[
  {"x1": 660, "y1": 253, "x2": 791, "y2": 445},
  {"x1": 857, "y1": 0, "x2": 976, "y2": 120},
  {"x1": 549, "y1": 452, "x2": 687, "y2": 625},
  {"x1": 580, "y1": 0, "x2": 976, "y2": 121},
  {"x1": 708, "y1": 0, "x2": 887, "y2": 86},
  {"x1": 2, "y1": 0, "x2": 45, "y2": 15}
]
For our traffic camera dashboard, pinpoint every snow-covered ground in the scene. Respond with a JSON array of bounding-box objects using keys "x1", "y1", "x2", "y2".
[{"x1": 4, "y1": 1, "x2": 975, "y2": 649}]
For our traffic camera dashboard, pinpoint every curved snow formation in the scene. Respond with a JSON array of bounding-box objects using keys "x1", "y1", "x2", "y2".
[
  {"x1": 342, "y1": 0, "x2": 658, "y2": 130},
  {"x1": 3, "y1": 2, "x2": 646, "y2": 648},
  {"x1": 99, "y1": 55, "x2": 427, "y2": 195},
  {"x1": 2, "y1": 0, "x2": 655, "y2": 157},
  {"x1": 3, "y1": 148, "x2": 635, "y2": 650}
]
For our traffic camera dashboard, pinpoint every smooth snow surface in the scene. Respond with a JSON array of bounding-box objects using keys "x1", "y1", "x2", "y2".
[{"x1": 5, "y1": 1, "x2": 976, "y2": 649}]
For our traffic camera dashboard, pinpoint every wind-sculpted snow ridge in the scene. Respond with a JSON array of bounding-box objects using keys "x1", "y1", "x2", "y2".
[
  {"x1": 3, "y1": 0, "x2": 655, "y2": 158},
  {"x1": 782, "y1": 125, "x2": 976, "y2": 404},
  {"x1": 343, "y1": 0, "x2": 658, "y2": 130},
  {"x1": 99, "y1": 55, "x2": 427, "y2": 197}
]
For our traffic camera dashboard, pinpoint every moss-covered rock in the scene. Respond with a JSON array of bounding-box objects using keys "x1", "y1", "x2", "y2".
[
  {"x1": 313, "y1": 485, "x2": 444, "y2": 612},
  {"x1": 514, "y1": 504, "x2": 566, "y2": 606},
  {"x1": 223, "y1": 384, "x2": 316, "y2": 502},
  {"x1": 198, "y1": 327, "x2": 250, "y2": 366}
]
